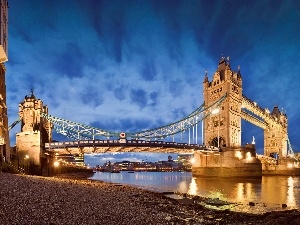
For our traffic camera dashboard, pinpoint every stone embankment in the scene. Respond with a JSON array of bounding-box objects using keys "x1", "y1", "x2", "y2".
[{"x1": 0, "y1": 172, "x2": 300, "y2": 225}]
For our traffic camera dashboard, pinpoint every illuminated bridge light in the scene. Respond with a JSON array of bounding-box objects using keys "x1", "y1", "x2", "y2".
[{"x1": 235, "y1": 151, "x2": 242, "y2": 160}]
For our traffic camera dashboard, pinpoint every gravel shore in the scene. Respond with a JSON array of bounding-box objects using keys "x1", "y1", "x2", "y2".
[{"x1": 0, "y1": 172, "x2": 300, "y2": 225}]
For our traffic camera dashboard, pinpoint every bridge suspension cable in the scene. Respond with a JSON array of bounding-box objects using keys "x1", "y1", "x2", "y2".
[
  {"x1": 40, "y1": 113, "x2": 120, "y2": 140},
  {"x1": 40, "y1": 93, "x2": 226, "y2": 141},
  {"x1": 8, "y1": 118, "x2": 21, "y2": 131},
  {"x1": 287, "y1": 136, "x2": 299, "y2": 162},
  {"x1": 126, "y1": 93, "x2": 227, "y2": 140}
]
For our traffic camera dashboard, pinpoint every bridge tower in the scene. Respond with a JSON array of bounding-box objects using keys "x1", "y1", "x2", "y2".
[
  {"x1": 264, "y1": 106, "x2": 288, "y2": 158},
  {"x1": 203, "y1": 57, "x2": 242, "y2": 148},
  {"x1": 16, "y1": 91, "x2": 52, "y2": 174}
]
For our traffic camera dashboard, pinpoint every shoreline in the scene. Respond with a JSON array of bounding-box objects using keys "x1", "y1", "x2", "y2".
[
  {"x1": 55, "y1": 172, "x2": 300, "y2": 215},
  {"x1": 86, "y1": 171, "x2": 299, "y2": 214},
  {"x1": 58, "y1": 172, "x2": 300, "y2": 214},
  {"x1": 1, "y1": 172, "x2": 299, "y2": 224}
]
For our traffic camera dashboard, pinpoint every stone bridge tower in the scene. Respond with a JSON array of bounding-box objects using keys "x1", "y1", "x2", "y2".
[
  {"x1": 16, "y1": 91, "x2": 52, "y2": 174},
  {"x1": 264, "y1": 106, "x2": 288, "y2": 158},
  {"x1": 203, "y1": 57, "x2": 242, "y2": 148}
]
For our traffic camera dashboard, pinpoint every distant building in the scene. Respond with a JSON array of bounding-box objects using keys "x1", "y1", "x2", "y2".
[
  {"x1": 0, "y1": 0, "x2": 8, "y2": 164},
  {"x1": 177, "y1": 154, "x2": 193, "y2": 171},
  {"x1": 0, "y1": 0, "x2": 8, "y2": 62},
  {"x1": 156, "y1": 160, "x2": 182, "y2": 172},
  {"x1": 115, "y1": 160, "x2": 136, "y2": 170}
]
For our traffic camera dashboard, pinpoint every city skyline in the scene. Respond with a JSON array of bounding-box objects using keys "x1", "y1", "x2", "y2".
[{"x1": 6, "y1": 1, "x2": 300, "y2": 161}]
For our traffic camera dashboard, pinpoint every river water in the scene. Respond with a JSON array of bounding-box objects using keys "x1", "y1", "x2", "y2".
[{"x1": 90, "y1": 171, "x2": 300, "y2": 213}]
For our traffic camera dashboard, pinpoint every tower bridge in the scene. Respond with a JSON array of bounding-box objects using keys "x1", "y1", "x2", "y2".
[{"x1": 11, "y1": 57, "x2": 299, "y2": 176}]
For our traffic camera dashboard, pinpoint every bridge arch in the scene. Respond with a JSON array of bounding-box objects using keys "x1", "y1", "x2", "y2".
[{"x1": 210, "y1": 136, "x2": 226, "y2": 148}]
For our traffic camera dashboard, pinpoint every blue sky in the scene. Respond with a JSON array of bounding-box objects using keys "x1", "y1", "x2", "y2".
[{"x1": 6, "y1": 0, "x2": 300, "y2": 165}]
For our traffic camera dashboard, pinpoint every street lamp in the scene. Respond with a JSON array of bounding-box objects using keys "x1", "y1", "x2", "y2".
[
  {"x1": 53, "y1": 160, "x2": 60, "y2": 175},
  {"x1": 24, "y1": 155, "x2": 29, "y2": 174},
  {"x1": 53, "y1": 161, "x2": 60, "y2": 167},
  {"x1": 211, "y1": 107, "x2": 220, "y2": 148}
]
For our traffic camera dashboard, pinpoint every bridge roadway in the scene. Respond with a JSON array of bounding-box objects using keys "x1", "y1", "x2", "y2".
[{"x1": 44, "y1": 139, "x2": 221, "y2": 155}]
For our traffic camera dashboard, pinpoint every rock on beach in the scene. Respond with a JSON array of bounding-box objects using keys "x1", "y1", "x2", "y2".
[{"x1": 0, "y1": 173, "x2": 299, "y2": 225}]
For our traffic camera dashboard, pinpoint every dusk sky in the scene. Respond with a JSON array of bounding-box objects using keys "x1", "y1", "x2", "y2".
[{"x1": 6, "y1": 1, "x2": 300, "y2": 165}]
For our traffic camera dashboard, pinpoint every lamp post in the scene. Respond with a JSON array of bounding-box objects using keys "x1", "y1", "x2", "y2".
[
  {"x1": 24, "y1": 154, "x2": 29, "y2": 174},
  {"x1": 16, "y1": 147, "x2": 20, "y2": 169},
  {"x1": 53, "y1": 160, "x2": 60, "y2": 175},
  {"x1": 212, "y1": 107, "x2": 220, "y2": 148}
]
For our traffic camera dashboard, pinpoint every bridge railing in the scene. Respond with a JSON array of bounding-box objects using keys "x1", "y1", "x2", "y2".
[{"x1": 45, "y1": 139, "x2": 222, "y2": 152}]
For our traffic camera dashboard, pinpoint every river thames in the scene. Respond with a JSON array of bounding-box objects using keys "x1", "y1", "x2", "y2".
[{"x1": 90, "y1": 172, "x2": 300, "y2": 213}]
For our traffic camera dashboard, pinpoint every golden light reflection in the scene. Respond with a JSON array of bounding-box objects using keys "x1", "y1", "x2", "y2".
[
  {"x1": 236, "y1": 183, "x2": 244, "y2": 202},
  {"x1": 178, "y1": 181, "x2": 189, "y2": 193},
  {"x1": 287, "y1": 176, "x2": 296, "y2": 207},
  {"x1": 188, "y1": 177, "x2": 198, "y2": 195},
  {"x1": 207, "y1": 190, "x2": 227, "y2": 201},
  {"x1": 245, "y1": 182, "x2": 253, "y2": 200}
]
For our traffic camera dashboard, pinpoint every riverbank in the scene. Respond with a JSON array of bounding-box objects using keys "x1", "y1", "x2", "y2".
[{"x1": 0, "y1": 172, "x2": 299, "y2": 225}]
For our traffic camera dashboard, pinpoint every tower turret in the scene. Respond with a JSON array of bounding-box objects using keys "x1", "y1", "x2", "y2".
[
  {"x1": 203, "y1": 56, "x2": 242, "y2": 147},
  {"x1": 16, "y1": 91, "x2": 52, "y2": 174},
  {"x1": 264, "y1": 106, "x2": 288, "y2": 158}
]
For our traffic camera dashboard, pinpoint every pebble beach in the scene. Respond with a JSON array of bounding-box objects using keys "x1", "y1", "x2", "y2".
[{"x1": 1, "y1": 172, "x2": 300, "y2": 225}]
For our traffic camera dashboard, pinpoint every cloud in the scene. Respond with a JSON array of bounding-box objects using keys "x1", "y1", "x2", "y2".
[{"x1": 6, "y1": 0, "x2": 300, "y2": 153}]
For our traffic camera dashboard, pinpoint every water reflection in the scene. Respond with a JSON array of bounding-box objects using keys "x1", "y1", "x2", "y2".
[
  {"x1": 188, "y1": 177, "x2": 198, "y2": 195},
  {"x1": 287, "y1": 177, "x2": 296, "y2": 207},
  {"x1": 188, "y1": 176, "x2": 299, "y2": 210},
  {"x1": 189, "y1": 177, "x2": 262, "y2": 203},
  {"x1": 91, "y1": 172, "x2": 300, "y2": 211}
]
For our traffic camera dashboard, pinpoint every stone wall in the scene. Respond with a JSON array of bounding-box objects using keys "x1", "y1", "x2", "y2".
[
  {"x1": 0, "y1": 63, "x2": 9, "y2": 161},
  {"x1": 262, "y1": 158, "x2": 300, "y2": 175},
  {"x1": 16, "y1": 131, "x2": 42, "y2": 166},
  {"x1": 192, "y1": 147, "x2": 262, "y2": 177}
]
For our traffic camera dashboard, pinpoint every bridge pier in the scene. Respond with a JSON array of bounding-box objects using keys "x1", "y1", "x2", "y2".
[
  {"x1": 260, "y1": 156, "x2": 300, "y2": 175},
  {"x1": 192, "y1": 145, "x2": 262, "y2": 177}
]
